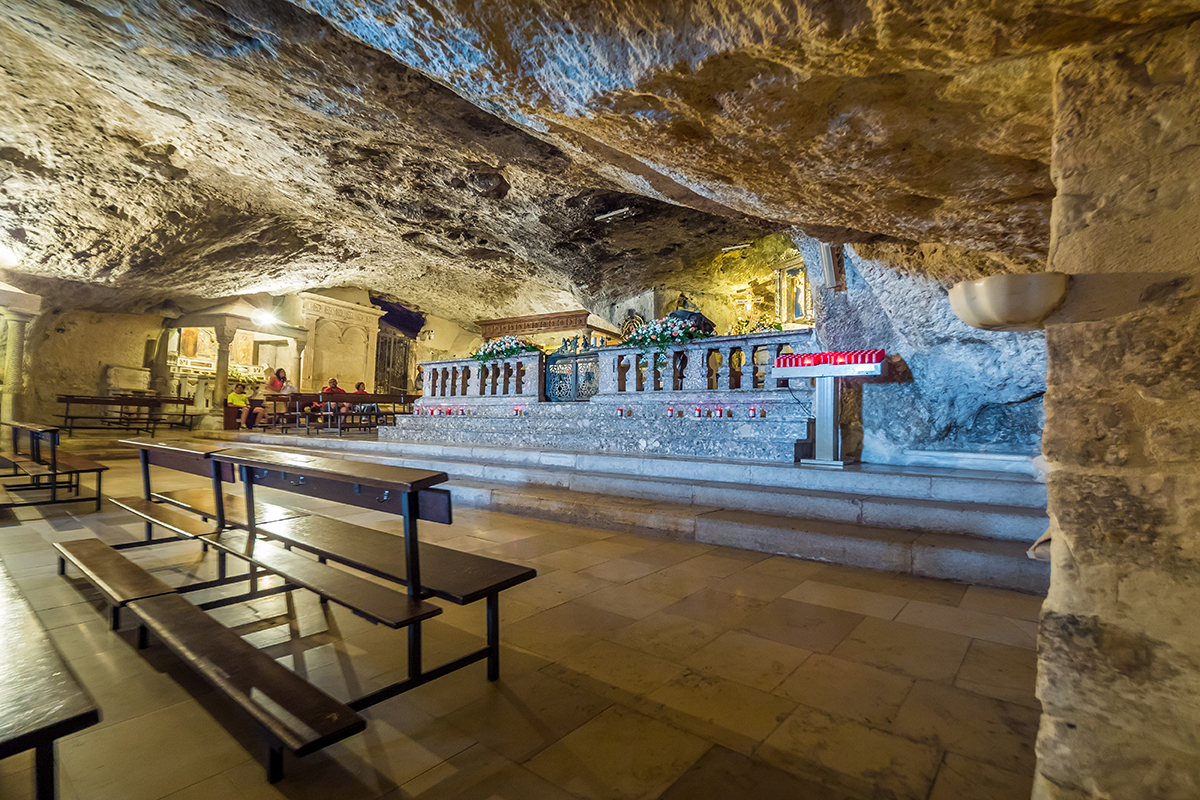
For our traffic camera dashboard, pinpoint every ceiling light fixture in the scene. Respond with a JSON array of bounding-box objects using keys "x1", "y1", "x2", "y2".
[
  {"x1": 593, "y1": 207, "x2": 635, "y2": 222},
  {"x1": 721, "y1": 243, "x2": 751, "y2": 252},
  {"x1": 250, "y1": 309, "x2": 278, "y2": 326}
]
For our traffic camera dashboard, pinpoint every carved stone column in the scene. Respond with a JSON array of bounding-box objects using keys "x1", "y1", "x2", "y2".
[
  {"x1": 2, "y1": 312, "x2": 32, "y2": 422},
  {"x1": 597, "y1": 349, "x2": 619, "y2": 395},
  {"x1": 716, "y1": 347, "x2": 734, "y2": 391},
  {"x1": 300, "y1": 314, "x2": 318, "y2": 391},
  {"x1": 681, "y1": 344, "x2": 706, "y2": 392},
  {"x1": 213, "y1": 323, "x2": 236, "y2": 409},
  {"x1": 365, "y1": 325, "x2": 379, "y2": 391}
]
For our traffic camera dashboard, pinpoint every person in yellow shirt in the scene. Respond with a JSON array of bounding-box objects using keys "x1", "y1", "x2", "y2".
[{"x1": 227, "y1": 383, "x2": 263, "y2": 428}]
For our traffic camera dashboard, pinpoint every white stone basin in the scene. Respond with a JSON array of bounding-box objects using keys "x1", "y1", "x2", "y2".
[{"x1": 949, "y1": 272, "x2": 1070, "y2": 331}]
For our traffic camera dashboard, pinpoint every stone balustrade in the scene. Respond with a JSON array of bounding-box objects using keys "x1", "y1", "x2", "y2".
[
  {"x1": 419, "y1": 352, "x2": 545, "y2": 403},
  {"x1": 595, "y1": 328, "x2": 816, "y2": 400},
  {"x1": 418, "y1": 330, "x2": 817, "y2": 416}
]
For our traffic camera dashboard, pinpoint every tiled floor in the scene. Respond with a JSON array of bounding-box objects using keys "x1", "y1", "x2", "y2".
[{"x1": 0, "y1": 460, "x2": 1043, "y2": 800}]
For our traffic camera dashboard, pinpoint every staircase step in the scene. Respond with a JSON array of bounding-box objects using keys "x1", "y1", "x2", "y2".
[{"x1": 695, "y1": 509, "x2": 1048, "y2": 594}]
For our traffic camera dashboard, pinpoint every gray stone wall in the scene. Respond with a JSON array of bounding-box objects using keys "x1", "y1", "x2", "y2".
[
  {"x1": 1035, "y1": 23, "x2": 1200, "y2": 799},
  {"x1": 794, "y1": 234, "x2": 1048, "y2": 464}
]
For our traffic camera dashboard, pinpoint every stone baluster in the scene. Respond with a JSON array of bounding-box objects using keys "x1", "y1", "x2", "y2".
[
  {"x1": 597, "y1": 349, "x2": 619, "y2": 395},
  {"x1": 739, "y1": 346, "x2": 755, "y2": 391},
  {"x1": 681, "y1": 343, "x2": 707, "y2": 392},
  {"x1": 716, "y1": 347, "x2": 734, "y2": 391}
]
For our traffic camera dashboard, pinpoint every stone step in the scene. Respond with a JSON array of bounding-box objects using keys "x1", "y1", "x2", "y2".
[
  {"x1": 201, "y1": 431, "x2": 1048, "y2": 510},
  {"x1": 444, "y1": 479, "x2": 1048, "y2": 593},
  {"x1": 694, "y1": 509, "x2": 1049, "y2": 594}
]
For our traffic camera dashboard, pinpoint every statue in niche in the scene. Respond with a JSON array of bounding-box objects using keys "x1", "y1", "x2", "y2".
[{"x1": 180, "y1": 327, "x2": 198, "y2": 358}]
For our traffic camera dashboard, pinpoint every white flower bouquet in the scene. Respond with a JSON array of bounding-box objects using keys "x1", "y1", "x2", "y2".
[{"x1": 470, "y1": 335, "x2": 541, "y2": 363}]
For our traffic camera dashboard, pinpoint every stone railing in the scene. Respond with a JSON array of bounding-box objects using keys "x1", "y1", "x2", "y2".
[
  {"x1": 595, "y1": 329, "x2": 817, "y2": 401},
  {"x1": 419, "y1": 352, "x2": 545, "y2": 403}
]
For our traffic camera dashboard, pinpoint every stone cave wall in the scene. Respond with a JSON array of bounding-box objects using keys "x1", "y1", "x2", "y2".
[
  {"x1": 795, "y1": 234, "x2": 1048, "y2": 466},
  {"x1": 1035, "y1": 22, "x2": 1200, "y2": 800},
  {"x1": 23, "y1": 309, "x2": 165, "y2": 424}
]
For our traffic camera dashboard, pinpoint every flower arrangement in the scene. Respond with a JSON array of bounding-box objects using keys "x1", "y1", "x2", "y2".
[
  {"x1": 728, "y1": 311, "x2": 784, "y2": 336},
  {"x1": 623, "y1": 315, "x2": 714, "y2": 355},
  {"x1": 227, "y1": 363, "x2": 262, "y2": 386},
  {"x1": 470, "y1": 335, "x2": 541, "y2": 363}
]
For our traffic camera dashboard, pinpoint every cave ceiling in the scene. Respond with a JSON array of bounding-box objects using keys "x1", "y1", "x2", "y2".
[{"x1": 1, "y1": 0, "x2": 1195, "y2": 325}]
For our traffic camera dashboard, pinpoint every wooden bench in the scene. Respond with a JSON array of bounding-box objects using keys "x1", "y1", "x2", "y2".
[
  {"x1": 0, "y1": 421, "x2": 107, "y2": 511},
  {"x1": 129, "y1": 593, "x2": 366, "y2": 782},
  {"x1": 50, "y1": 538, "x2": 367, "y2": 782},
  {"x1": 213, "y1": 447, "x2": 535, "y2": 702},
  {"x1": 55, "y1": 538, "x2": 175, "y2": 629},
  {"x1": 309, "y1": 392, "x2": 417, "y2": 435},
  {"x1": 0, "y1": 561, "x2": 100, "y2": 800}
]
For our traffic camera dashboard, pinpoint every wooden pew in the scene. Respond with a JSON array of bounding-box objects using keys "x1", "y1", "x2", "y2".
[
  {"x1": 51, "y1": 539, "x2": 367, "y2": 782},
  {"x1": 0, "y1": 561, "x2": 99, "y2": 800},
  {"x1": 211, "y1": 447, "x2": 536, "y2": 700},
  {"x1": 0, "y1": 421, "x2": 107, "y2": 512}
]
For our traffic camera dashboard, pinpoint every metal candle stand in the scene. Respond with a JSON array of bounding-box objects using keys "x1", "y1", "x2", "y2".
[{"x1": 773, "y1": 352, "x2": 888, "y2": 469}]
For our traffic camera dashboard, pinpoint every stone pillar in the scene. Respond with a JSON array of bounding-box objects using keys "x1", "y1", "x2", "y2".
[
  {"x1": 597, "y1": 349, "x2": 620, "y2": 395},
  {"x1": 1, "y1": 312, "x2": 31, "y2": 422},
  {"x1": 716, "y1": 347, "x2": 734, "y2": 391},
  {"x1": 682, "y1": 344, "x2": 707, "y2": 392},
  {"x1": 1034, "y1": 25, "x2": 1200, "y2": 798},
  {"x1": 365, "y1": 325, "x2": 379, "y2": 391},
  {"x1": 300, "y1": 314, "x2": 318, "y2": 391},
  {"x1": 212, "y1": 323, "x2": 235, "y2": 409},
  {"x1": 289, "y1": 336, "x2": 304, "y2": 392}
]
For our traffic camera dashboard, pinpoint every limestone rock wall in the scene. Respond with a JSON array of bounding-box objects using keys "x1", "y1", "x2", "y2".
[
  {"x1": 1036, "y1": 22, "x2": 1200, "y2": 799},
  {"x1": 24, "y1": 310, "x2": 165, "y2": 424},
  {"x1": 797, "y1": 235, "x2": 1047, "y2": 464}
]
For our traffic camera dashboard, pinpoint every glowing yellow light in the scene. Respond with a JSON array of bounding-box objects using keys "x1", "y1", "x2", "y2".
[
  {"x1": 250, "y1": 309, "x2": 278, "y2": 326},
  {"x1": 0, "y1": 242, "x2": 20, "y2": 268}
]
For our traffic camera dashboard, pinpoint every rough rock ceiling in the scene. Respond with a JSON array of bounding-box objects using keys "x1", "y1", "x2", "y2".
[{"x1": 1, "y1": 0, "x2": 1195, "y2": 324}]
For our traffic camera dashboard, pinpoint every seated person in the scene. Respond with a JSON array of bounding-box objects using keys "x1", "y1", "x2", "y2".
[
  {"x1": 352, "y1": 382, "x2": 379, "y2": 415},
  {"x1": 322, "y1": 377, "x2": 351, "y2": 413},
  {"x1": 227, "y1": 383, "x2": 264, "y2": 428}
]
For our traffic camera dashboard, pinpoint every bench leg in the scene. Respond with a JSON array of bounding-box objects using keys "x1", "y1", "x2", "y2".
[
  {"x1": 110, "y1": 605, "x2": 120, "y2": 631},
  {"x1": 266, "y1": 741, "x2": 284, "y2": 784},
  {"x1": 35, "y1": 743, "x2": 57, "y2": 800},
  {"x1": 95, "y1": 471, "x2": 103, "y2": 512},
  {"x1": 486, "y1": 594, "x2": 500, "y2": 682},
  {"x1": 137, "y1": 624, "x2": 149, "y2": 650},
  {"x1": 57, "y1": 556, "x2": 66, "y2": 576},
  {"x1": 217, "y1": 551, "x2": 227, "y2": 580},
  {"x1": 144, "y1": 521, "x2": 153, "y2": 542}
]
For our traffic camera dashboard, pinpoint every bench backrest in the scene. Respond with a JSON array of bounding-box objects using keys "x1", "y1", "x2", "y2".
[
  {"x1": 212, "y1": 448, "x2": 451, "y2": 524},
  {"x1": 120, "y1": 438, "x2": 236, "y2": 482}
]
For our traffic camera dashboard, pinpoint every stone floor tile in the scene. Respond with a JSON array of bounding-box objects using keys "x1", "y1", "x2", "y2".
[
  {"x1": 783, "y1": 580, "x2": 910, "y2": 620},
  {"x1": 60, "y1": 698, "x2": 253, "y2": 800},
  {"x1": 958, "y1": 586, "x2": 1044, "y2": 622},
  {"x1": 672, "y1": 552, "x2": 759, "y2": 578},
  {"x1": 607, "y1": 610, "x2": 726, "y2": 662},
  {"x1": 531, "y1": 547, "x2": 613, "y2": 572},
  {"x1": 955, "y1": 639, "x2": 1040, "y2": 710},
  {"x1": 657, "y1": 744, "x2": 855, "y2": 800},
  {"x1": 625, "y1": 568, "x2": 714, "y2": 600},
  {"x1": 808, "y1": 563, "x2": 900, "y2": 595},
  {"x1": 525, "y1": 705, "x2": 710, "y2": 800},
  {"x1": 434, "y1": 535, "x2": 497, "y2": 553},
  {"x1": 880, "y1": 574, "x2": 969, "y2": 607},
  {"x1": 928, "y1": 752, "x2": 1035, "y2": 800},
  {"x1": 572, "y1": 539, "x2": 647, "y2": 560},
  {"x1": 394, "y1": 743, "x2": 579, "y2": 800},
  {"x1": 484, "y1": 533, "x2": 599, "y2": 561},
  {"x1": 894, "y1": 601, "x2": 1036, "y2": 649},
  {"x1": 160, "y1": 759, "x2": 289, "y2": 800},
  {"x1": 579, "y1": 557, "x2": 662, "y2": 584},
  {"x1": 647, "y1": 670, "x2": 797, "y2": 747},
  {"x1": 831, "y1": 617, "x2": 972, "y2": 682},
  {"x1": 684, "y1": 629, "x2": 811, "y2": 692},
  {"x1": 761, "y1": 704, "x2": 941, "y2": 800},
  {"x1": 443, "y1": 671, "x2": 613, "y2": 763},
  {"x1": 625, "y1": 541, "x2": 716, "y2": 568},
  {"x1": 502, "y1": 569, "x2": 612, "y2": 611},
  {"x1": 554, "y1": 639, "x2": 685, "y2": 697},
  {"x1": 890, "y1": 681, "x2": 1041, "y2": 773},
  {"x1": 504, "y1": 601, "x2": 637, "y2": 661},
  {"x1": 45, "y1": 616, "x2": 134, "y2": 661},
  {"x1": 710, "y1": 569, "x2": 806, "y2": 602},
  {"x1": 661, "y1": 587, "x2": 768, "y2": 630},
  {"x1": 737, "y1": 598, "x2": 864, "y2": 653},
  {"x1": 775, "y1": 654, "x2": 914, "y2": 727},
  {"x1": 572, "y1": 581, "x2": 680, "y2": 620},
  {"x1": 35, "y1": 600, "x2": 104, "y2": 630}
]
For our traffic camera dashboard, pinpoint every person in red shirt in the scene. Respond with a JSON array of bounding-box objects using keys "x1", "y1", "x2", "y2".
[{"x1": 322, "y1": 377, "x2": 350, "y2": 413}]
